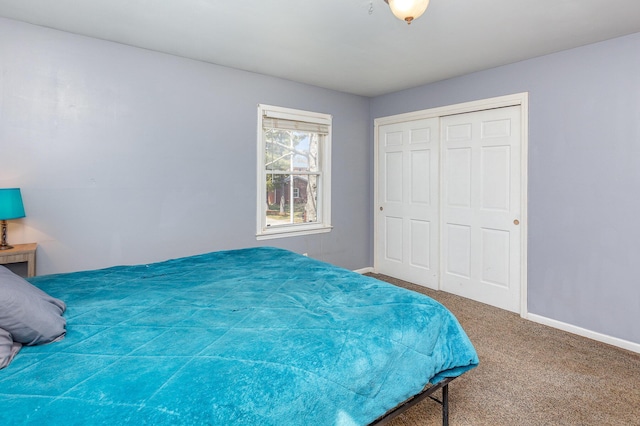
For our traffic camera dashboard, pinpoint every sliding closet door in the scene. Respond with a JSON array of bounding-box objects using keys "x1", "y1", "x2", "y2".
[
  {"x1": 441, "y1": 106, "x2": 522, "y2": 312},
  {"x1": 376, "y1": 118, "x2": 439, "y2": 288}
]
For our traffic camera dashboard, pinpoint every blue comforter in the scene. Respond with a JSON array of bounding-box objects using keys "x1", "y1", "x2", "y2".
[{"x1": 0, "y1": 247, "x2": 478, "y2": 425}]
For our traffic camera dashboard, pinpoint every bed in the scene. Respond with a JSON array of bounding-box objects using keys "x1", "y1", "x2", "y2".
[{"x1": 0, "y1": 247, "x2": 478, "y2": 425}]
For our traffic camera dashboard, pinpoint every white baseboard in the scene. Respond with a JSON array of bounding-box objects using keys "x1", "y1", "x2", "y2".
[
  {"x1": 526, "y1": 313, "x2": 640, "y2": 354},
  {"x1": 353, "y1": 267, "x2": 374, "y2": 274}
]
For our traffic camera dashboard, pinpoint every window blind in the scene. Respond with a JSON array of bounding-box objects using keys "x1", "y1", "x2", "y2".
[{"x1": 262, "y1": 117, "x2": 329, "y2": 134}]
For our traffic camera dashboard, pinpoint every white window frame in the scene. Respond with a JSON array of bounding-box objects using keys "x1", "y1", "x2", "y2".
[{"x1": 256, "y1": 104, "x2": 332, "y2": 240}]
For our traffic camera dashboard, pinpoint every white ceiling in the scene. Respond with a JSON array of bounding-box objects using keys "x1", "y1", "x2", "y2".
[{"x1": 1, "y1": 0, "x2": 640, "y2": 97}]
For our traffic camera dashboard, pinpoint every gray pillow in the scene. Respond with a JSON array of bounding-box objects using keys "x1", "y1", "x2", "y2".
[
  {"x1": 0, "y1": 265, "x2": 66, "y2": 346},
  {"x1": 0, "y1": 327, "x2": 22, "y2": 369}
]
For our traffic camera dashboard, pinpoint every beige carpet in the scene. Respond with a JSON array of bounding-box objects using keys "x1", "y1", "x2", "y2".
[{"x1": 368, "y1": 274, "x2": 640, "y2": 426}]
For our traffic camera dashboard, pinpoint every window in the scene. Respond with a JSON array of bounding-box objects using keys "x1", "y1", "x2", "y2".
[{"x1": 257, "y1": 104, "x2": 332, "y2": 239}]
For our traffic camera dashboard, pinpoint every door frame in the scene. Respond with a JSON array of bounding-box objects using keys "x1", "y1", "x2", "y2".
[{"x1": 373, "y1": 92, "x2": 529, "y2": 317}]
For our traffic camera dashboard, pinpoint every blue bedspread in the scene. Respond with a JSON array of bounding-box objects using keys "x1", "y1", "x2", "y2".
[{"x1": 0, "y1": 247, "x2": 478, "y2": 425}]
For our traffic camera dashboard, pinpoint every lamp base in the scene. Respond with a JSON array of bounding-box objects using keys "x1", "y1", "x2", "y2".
[{"x1": 0, "y1": 220, "x2": 14, "y2": 250}]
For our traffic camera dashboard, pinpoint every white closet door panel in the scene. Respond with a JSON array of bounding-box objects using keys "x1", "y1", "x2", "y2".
[
  {"x1": 441, "y1": 106, "x2": 521, "y2": 313},
  {"x1": 385, "y1": 152, "x2": 403, "y2": 203},
  {"x1": 411, "y1": 150, "x2": 431, "y2": 204},
  {"x1": 376, "y1": 118, "x2": 440, "y2": 288},
  {"x1": 445, "y1": 147, "x2": 472, "y2": 208},
  {"x1": 410, "y1": 219, "x2": 431, "y2": 269},
  {"x1": 481, "y1": 227, "x2": 510, "y2": 287},
  {"x1": 385, "y1": 216, "x2": 403, "y2": 262},
  {"x1": 481, "y1": 146, "x2": 511, "y2": 211},
  {"x1": 446, "y1": 224, "x2": 471, "y2": 278}
]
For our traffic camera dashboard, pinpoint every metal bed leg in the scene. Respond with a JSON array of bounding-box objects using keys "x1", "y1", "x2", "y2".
[
  {"x1": 368, "y1": 377, "x2": 455, "y2": 425},
  {"x1": 442, "y1": 383, "x2": 449, "y2": 426}
]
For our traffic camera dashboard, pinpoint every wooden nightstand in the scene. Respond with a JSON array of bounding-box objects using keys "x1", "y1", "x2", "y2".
[{"x1": 0, "y1": 243, "x2": 37, "y2": 277}]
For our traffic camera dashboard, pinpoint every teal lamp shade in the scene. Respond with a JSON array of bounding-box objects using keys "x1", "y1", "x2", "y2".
[
  {"x1": 0, "y1": 188, "x2": 26, "y2": 250},
  {"x1": 0, "y1": 188, "x2": 26, "y2": 220}
]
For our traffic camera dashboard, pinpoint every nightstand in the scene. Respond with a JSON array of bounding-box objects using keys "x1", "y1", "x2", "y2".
[{"x1": 0, "y1": 243, "x2": 37, "y2": 277}]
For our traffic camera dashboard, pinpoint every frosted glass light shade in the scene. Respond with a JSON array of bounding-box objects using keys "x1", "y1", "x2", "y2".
[{"x1": 386, "y1": 0, "x2": 430, "y2": 24}]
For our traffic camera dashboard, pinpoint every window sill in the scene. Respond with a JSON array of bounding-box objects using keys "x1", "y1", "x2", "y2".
[{"x1": 256, "y1": 225, "x2": 333, "y2": 240}]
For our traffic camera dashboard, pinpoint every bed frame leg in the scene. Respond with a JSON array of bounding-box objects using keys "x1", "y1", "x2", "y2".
[{"x1": 442, "y1": 383, "x2": 449, "y2": 426}]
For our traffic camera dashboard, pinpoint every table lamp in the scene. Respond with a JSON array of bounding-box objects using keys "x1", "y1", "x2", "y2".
[{"x1": 0, "y1": 188, "x2": 26, "y2": 250}]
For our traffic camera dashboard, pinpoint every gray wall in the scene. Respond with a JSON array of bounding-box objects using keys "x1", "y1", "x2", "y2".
[
  {"x1": 371, "y1": 32, "x2": 640, "y2": 345},
  {"x1": 3, "y1": 15, "x2": 639, "y2": 346},
  {"x1": 0, "y1": 17, "x2": 372, "y2": 274}
]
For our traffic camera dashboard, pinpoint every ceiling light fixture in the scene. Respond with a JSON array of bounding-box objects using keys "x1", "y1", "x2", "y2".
[{"x1": 384, "y1": 0, "x2": 430, "y2": 25}]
